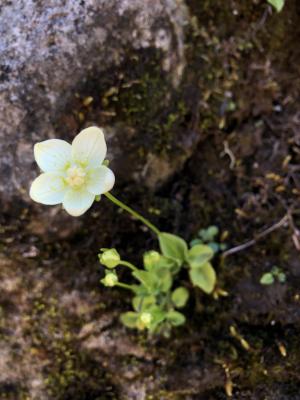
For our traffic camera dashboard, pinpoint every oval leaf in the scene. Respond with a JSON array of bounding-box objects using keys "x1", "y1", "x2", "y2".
[
  {"x1": 158, "y1": 232, "x2": 188, "y2": 264},
  {"x1": 120, "y1": 312, "x2": 138, "y2": 328},
  {"x1": 167, "y1": 310, "x2": 186, "y2": 326},
  {"x1": 132, "y1": 295, "x2": 156, "y2": 312},
  {"x1": 155, "y1": 267, "x2": 173, "y2": 292},
  {"x1": 132, "y1": 270, "x2": 155, "y2": 291},
  {"x1": 171, "y1": 287, "x2": 189, "y2": 308},
  {"x1": 260, "y1": 273, "x2": 274, "y2": 285},
  {"x1": 189, "y1": 262, "x2": 216, "y2": 294},
  {"x1": 187, "y1": 244, "x2": 214, "y2": 268}
]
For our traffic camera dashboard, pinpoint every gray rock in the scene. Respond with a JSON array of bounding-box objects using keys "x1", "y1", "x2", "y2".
[{"x1": 0, "y1": 0, "x2": 192, "y2": 216}]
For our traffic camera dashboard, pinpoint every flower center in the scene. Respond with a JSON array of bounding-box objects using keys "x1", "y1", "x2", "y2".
[{"x1": 66, "y1": 166, "x2": 86, "y2": 189}]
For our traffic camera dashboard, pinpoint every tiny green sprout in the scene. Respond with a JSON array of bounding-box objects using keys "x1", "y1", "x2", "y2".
[
  {"x1": 99, "y1": 248, "x2": 121, "y2": 269},
  {"x1": 260, "y1": 266, "x2": 286, "y2": 285},
  {"x1": 102, "y1": 272, "x2": 118, "y2": 287},
  {"x1": 272, "y1": 266, "x2": 286, "y2": 283},
  {"x1": 199, "y1": 226, "x2": 219, "y2": 242},
  {"x1": 190, "y1": 225, "x2": 226, "y2": 255}
]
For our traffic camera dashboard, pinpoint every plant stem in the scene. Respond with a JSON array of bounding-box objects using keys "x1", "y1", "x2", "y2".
[
  {"x1": 116, "y1": 282, "x2": 135, "y2": 292},
  {"x1": 119, "y1": 260, "x2": 139, "y2": 272},
  {"x1": 104, "y1": 192, "x2": 160, "y2": 236}
]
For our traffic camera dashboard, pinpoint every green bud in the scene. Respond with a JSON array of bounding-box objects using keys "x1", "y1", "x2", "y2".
[
  {"x1": 143, "y1": 251, "x2": 161, "y2": 270},
  {"x1": 100, "y1": 248, "x2": 121, "y2": 269},
  {"x1": 137, "y1": 312, "x2": 152, "y2": 330},
  {"x1": 102, "y1": 272, "x2": 118, "y2": 287}
]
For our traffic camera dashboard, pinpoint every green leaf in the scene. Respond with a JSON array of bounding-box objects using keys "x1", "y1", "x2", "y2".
[
  {"x1": 132, "y1": 270, "x2": 155, "y2": 291},
  {"x1": 267, "y1": 0, "x2": 284, "y2": 12},
  {"x1": 189, "y1": 262, "x2": 216, "y2": 294},
  {"x1": 271, "y1": 266, "x2": 280, "y2": 275},
  {"x1": 132, "y1": 295, "x2": 156, "y2": 312},
  {"x1": 155, "y1": 267, "x2": 172, "y2": 292},
  {"x1": 208, "y1": 242, "x2": 220, "y2": 254},
  {"x1": 190, "y1": 238, "x2": 202, "y2": 247},
  {"x1": 260, "y1": 273, "x2": 275, "y2": 285},
  {"x1": 120, "y1": 312, "x2": 138, "y2": 328},
  {"x1": 150, "y1": 306, "x2": 166, "y2": 326},
  {"x1": 167, "y1": 310, "x2": 186, "y2": 326},
  {"x1": 157, "y1": 255, "x2": 177, "y2": 269},
  {"x1": 157, "y1": 256, "x2": 182, "y2": 275},
  {"x1": 139, "y1": 306, "x2": 166, "y2": 333},
  {"x1": 131, "y1": 284, "x2": 149, "y2": 296},
  {"x1": 171, "y1": 287, "x2": 189, "y2": 308},
  {"x1": 187, "y1": 244, "x2": 214, "y2": 268},
  {"x1": 158, "y1": 232, "x2": 188, "y2": 264},
  {"x1": 207, "y1": 225, "x2": 219, "y2": 239},
  {"x1": 278, "y1": 272, "x2": 286, "y2": 283}
]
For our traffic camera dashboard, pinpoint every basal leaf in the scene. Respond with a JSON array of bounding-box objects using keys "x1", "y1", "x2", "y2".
[
  {"x1": 189, "y1": 262, "x2": 216, "y2": 294},
  {"x1": 158, "y1": 232, "x2": 188, "y2": 264},
  {"x1": 120, "y1": 312, "x2": 138, "y2": 328},
  {"x1": 187, "y1": 244, "x2": 214, "y2": 268},
  {"x1": 167, "y1": 310, "x2": 186, "y2": 326},
  {"x1": 171, "y1": 287, "x2": 189, "y2": 308}
]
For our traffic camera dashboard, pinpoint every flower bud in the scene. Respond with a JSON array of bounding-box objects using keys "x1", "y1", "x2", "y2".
[
  {"x1": 100, "y1": 248, "x2": 121, "y2": 269},
  {"x1": 143, "y1": 251, "x2": 161, "y2": 270},
  {"x1": 137, "y1": 312, "x2": 152, "y2": 330},
  {"x1": 102, "y1": 273, "x2": 118, "y2": 287}
]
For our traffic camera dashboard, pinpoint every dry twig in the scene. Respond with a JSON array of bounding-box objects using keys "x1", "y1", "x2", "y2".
[{"x1": 223, "y1": 214, "x2": 290, "y2": 257}]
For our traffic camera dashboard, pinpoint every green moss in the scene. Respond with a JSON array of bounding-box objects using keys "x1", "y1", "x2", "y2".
[
  {"x1": 9, "y1": 294, "x2": 118, "y2": 400},
  {"x1": 105, "y1": 50, "x2": 190, "y2": 156}
]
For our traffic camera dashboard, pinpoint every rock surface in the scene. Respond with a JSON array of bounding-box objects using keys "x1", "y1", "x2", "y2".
[{"x1": 0, "y1": 0, "x2": 192, "y2": 214}]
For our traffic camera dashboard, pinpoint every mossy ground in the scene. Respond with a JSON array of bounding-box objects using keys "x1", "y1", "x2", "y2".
[{"x1": 1, "y1": 0, "x2": 300, "y2": 399}]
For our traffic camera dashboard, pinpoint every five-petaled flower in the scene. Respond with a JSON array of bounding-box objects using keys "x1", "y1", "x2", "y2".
[{"x1": 30, "y1": 127, "x2": 115, "y2": 216}]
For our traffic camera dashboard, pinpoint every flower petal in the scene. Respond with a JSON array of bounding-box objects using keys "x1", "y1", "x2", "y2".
[
  {"x1": 86, "y1": 166, "x2": 115, "y2": 195},
  {"x1": 30, "y1": 173, "x2": 67, "y2": 205},
  {"x1": 71, "y1": 127, "x2": 107, "y2": 168},
  {"x1": 34, "y1": 139, "x2": 71, "y2": 172},
  {"x1": 62, "y1": 189, "x2": 95, "y2": 217}
]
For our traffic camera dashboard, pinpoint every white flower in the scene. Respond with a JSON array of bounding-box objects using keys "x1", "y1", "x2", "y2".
[{"x1": 30, "y1": 127, "x2": 115, "y2": 217}]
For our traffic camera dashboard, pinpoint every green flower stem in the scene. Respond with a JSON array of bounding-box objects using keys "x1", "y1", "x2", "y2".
[
  {"x1": 104, "y1": 192, "x2": 160, "y2": 236},
  {"x1": 115, "y1": 282, "x2": 135, "y2": 292},
  {"x1": 119, "y1": 260, "x2": 139, "y2": 272}
]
